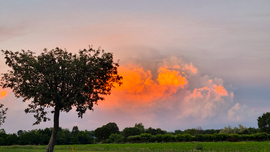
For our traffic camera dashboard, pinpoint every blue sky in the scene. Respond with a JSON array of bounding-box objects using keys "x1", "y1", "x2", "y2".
[{"x1": 0, "y1": 0, "x2": 270, "y2": 133}]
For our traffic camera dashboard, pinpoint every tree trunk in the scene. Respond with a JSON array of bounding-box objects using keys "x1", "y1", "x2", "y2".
[{"x1": 46, "y1": 107, "x2": 60, "y2": 152}]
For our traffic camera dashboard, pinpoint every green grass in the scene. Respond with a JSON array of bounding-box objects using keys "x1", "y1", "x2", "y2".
[{"x1": 1, "y1": 142, "x2": 270, "y2": 152}]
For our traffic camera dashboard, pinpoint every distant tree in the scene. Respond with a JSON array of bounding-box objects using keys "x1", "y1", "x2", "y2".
[
  {"x1": 0, "y1": 104, "x2": 8, "y2": 126},
  {"x1": 71, "y1": 126, "x2": 79, "y2": 136},
  {"x1": 183, "y1": 128, "x2": 197, "y2": 135},
  {"x1": 174, "y1": 129, "x2": 183, "y2": 135},
  {"x1": 105, "y1": 122, "x2": 120, "y2": 134},
  {"x1": 77, "y1": 130, "x2": 94, "y2": 144},
  {"x1": 94, "y1": 126, "x2": 111, "y2": 142},
  {"x1": 0, "y1": 47, "x2": 122, "y2": 152},
  {"x1": 134, "y1": 123, "x2": 145, "y2": 133},
  {"x1": 145, "y1": 127, "x2": 157, "y2": 135},
  {"x1": 56, "y1": 128, "x2": 70, "y2": 145},
  {"x1": 258, "y1": 112, "x2": 270, "y2": 133},
  {"x1": 247, "y1": 127, "x2": 259, "y2": 134},
  {"x1": 108, "y1": 133, "x2": 123, "y2": 143},
  {"x1": 219, "y1": 126, "x2": 233, "y2": 134},
  {"x1": 122, "y1": 127, "x2": 141, "y2": 140},
  {"x1": 156, "y1": 128, "x2": 167, "y2": 134},
  {"x1": 70, "y1": 126, "x2": 80, "y2": 144},
  {"x1": 219, "y1": 124, "x2": 247, "y2": 134}
]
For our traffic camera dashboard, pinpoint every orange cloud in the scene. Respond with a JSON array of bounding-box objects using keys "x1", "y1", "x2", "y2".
[
  {"x1": 100, "y1": 64, "x2": 189, "y2": 109},
  {"x1": 0, "y1": 90, "x2": 7, "y2": 98},
  {"x1": 157, "y1": 67, "x2": 187, "y2": 87},
  {"x1": 184, "y1": 63, "x2": 197, "y2": 74},
  {"x1": 214, "y1": 84, "x2": 228, "y2": 96},
  {"x1": 98, "y1": 56, "x2": 235, "y2": 124},
  {"x1": 115, "y1": 65, "x2": 188, "y2": 102}
]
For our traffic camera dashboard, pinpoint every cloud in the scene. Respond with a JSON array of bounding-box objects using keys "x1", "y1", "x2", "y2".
[
  {"x1": 227, "y1": 103, "x2": 261, "y2": 122},
  {"x1": 0, "y1": 25, "x2": 26, "y2": 42},
  {"x1": 0, "y1": 90, "x2": 7, "y2": 99},
  {"x1": 93, "y1": 52, "x2": 242, "y2": 130}
]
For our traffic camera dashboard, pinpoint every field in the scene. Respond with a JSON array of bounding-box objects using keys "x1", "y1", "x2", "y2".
[{"x1": 1, "y1": 142, "x2": 270, "y2": 152}]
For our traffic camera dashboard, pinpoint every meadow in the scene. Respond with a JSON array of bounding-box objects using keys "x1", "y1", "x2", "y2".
[{"x1": 1, "y1": 142, "x2": 270, "y2": 152}]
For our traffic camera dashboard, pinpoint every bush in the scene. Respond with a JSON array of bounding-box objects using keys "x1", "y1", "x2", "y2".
[
  {"x1": 103, "y1": 139, "x2": 112, "y2": 143},
  {"x1": 150, "y1": 135, "x2": 156, "y2": 142},
  {"x1": 203, "y1": 134, "x2": 216, "y2": 142},
  {"x1": 108, "y1": 133, "x2": 123, "y2": 143},
  {"x1": 176, "y1": 134, "x2": 192, "y2": 142},
  {"x1": 228, "y1": 134, "x2": 240, "y2": 142},
  {"x1": 215, "y1": 133, "x2": 228, "y2": 141},
  {"x1": 140, "y1": 133, "x2": 152, "y2": 143},
  {"x1": 155, "y1": 134, "x2": 163, "y2": 142},
  {"x1": 123, "y1": 127, "x2": 141, "y2": 141},
  {"x1": 195, "y1": 134, "x2": 203, "y2": 142},
  {"x1": 183, "y1": 134, "x2": 192, "y2": 142},
  {"x1": 242, "y1": 134, "x2": 254, "y2": 141},
  {"x1": 162, "y1": 134, "x2": 173, "y2": 142},
  {"x1": 254, "y1": 132, "x2": 268, "y2": 141},
  {"x1": 127, "y1": 135, "x2": 140, "y2": 143}
]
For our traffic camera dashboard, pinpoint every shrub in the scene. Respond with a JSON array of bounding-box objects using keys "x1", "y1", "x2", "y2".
[
  {"x1": 123, "y1": 127, "x2": 141, "y2": 141},
  {"x1": 254, "y1": 132, "x2": 268, "y2": 141},
  {"x1": 204, "y1": 134, "x2": 216, "y2": 142},
  {"x1": 176, "y1": 134, "x2": 192, "y2": 142},
  {"x1": 228, "y1": 134, "x2": 240, "y2": 142},
  {"x1": 103, "y1": 139, "x2": 112, "y2": 143},
  {"x1": 162, "y1": 134, "x2": 173, "y2": 142},
  {"x1": 242, "y1": 134, "x2": 254, "y2": 141},
  {"x1": 150, "y1": 135, "x2": 156, "y2": 143},
  {"x1": 195, "y1": 134, "x2": 203, "y2": 142},
  {"x1": 140, "y1": 133, "x2": 152, "y2": 143},
  {"x1": 127, "y1": 135, "x2": 140, "y2": 143},
  {"x1": 182, "y1": 134, "x2": 192, "y2": 142},
  {"x1": 155, "y1": 134, "x2": 163, "y2": 142},
  {"x1": 215, "y1": 133, "x2": 228, "y2": 141},
  {"x1": 108, "y1": 133, "x2": 123, "y2": 143},
  {"x1": 176, "y1": 134, "x2": 184, "y2": 142}
]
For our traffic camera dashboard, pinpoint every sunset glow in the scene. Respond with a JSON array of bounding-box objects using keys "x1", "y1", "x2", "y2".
[
  {"x1": 214, "y1": 84, "x2": 228, "y2": 96},
  {"x1": 0, "y1": 90, "x2": 7, "y2": 98},
  {"x1": 113, "y1": 64, "x2": 189, "y2": 103}
]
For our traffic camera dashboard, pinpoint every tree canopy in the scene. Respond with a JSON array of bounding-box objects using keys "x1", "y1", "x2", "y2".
[
  {"x1": 0, "y1": 47, "x2": 122, "y2": 152},
  {"x1": 258, "y1": 112, "x2": 270, "y2": 133},
  {"x1": 0, "y1": 104, "x2": 8, "y2": 126}
]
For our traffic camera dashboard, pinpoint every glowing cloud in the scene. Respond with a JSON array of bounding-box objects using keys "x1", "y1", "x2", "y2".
[
  {"x1": 213, "y1": 84, "x2": 228, "y2": 96},
  {"x1": 157, "y1": 67, "x2": 187, "y2": 87},
  {"x1": 98, "y1": 55, "x2": 237, "y2": 128},
  {"x1": 113, "y1": 64, "x2": 188, "y2": 103},
  {"x1": 0, "y1": 90, "x2": 7, "y2": 98}
]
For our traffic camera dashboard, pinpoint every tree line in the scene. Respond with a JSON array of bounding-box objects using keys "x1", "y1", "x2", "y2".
[{"x1": 0, "y1": 122, "x2": 267, "y2": 146}]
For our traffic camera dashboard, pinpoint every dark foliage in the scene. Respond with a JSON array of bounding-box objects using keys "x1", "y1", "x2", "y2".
[
  {"x1": 258, "y1": 112, "x2": 270, "y2": 133},
  {"x1": 0, "y1": 104, "x2": 8, "y2": 126}
]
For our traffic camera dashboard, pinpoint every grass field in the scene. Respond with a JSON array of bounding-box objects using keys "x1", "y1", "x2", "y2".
[{"x1": 1, "y1": 142, "x2": 270, "y2": 152}]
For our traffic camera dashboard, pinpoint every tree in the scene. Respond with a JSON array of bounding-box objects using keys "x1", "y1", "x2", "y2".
[
  {"x1": 134, "y1": 123, "x2": 145, "y2": 133},
  {"x1": 0, "y1": 104, "x2": 8, "y2": 126},
  {"x1": 71, "y1": 126, "x2": 79, "y2": 136},
  {"x1": 122, "y1": 127, "x2": 141, "y2": 140},
  {"x1": 94, "y1": 126, "x2": 111, "y2": 142},
  {"x1": 105, "y1": 122, "x2": 120, "y2": 134},
  {"x1": 258, "y1": 112, "x2": 270, "y2": 133},
  {"x1": 0, "y1": 47, "x2": 122, "y2": 152}
]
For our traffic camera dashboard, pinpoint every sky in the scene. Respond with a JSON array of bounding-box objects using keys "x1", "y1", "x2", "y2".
[{"x1": 0, "y1": 0, "x2": 270, "y2": 133}]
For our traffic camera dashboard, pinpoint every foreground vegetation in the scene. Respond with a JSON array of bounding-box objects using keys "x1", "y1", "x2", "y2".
[{"x1": 1, "y1": 142, "x2": 270, "y2": 152}]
